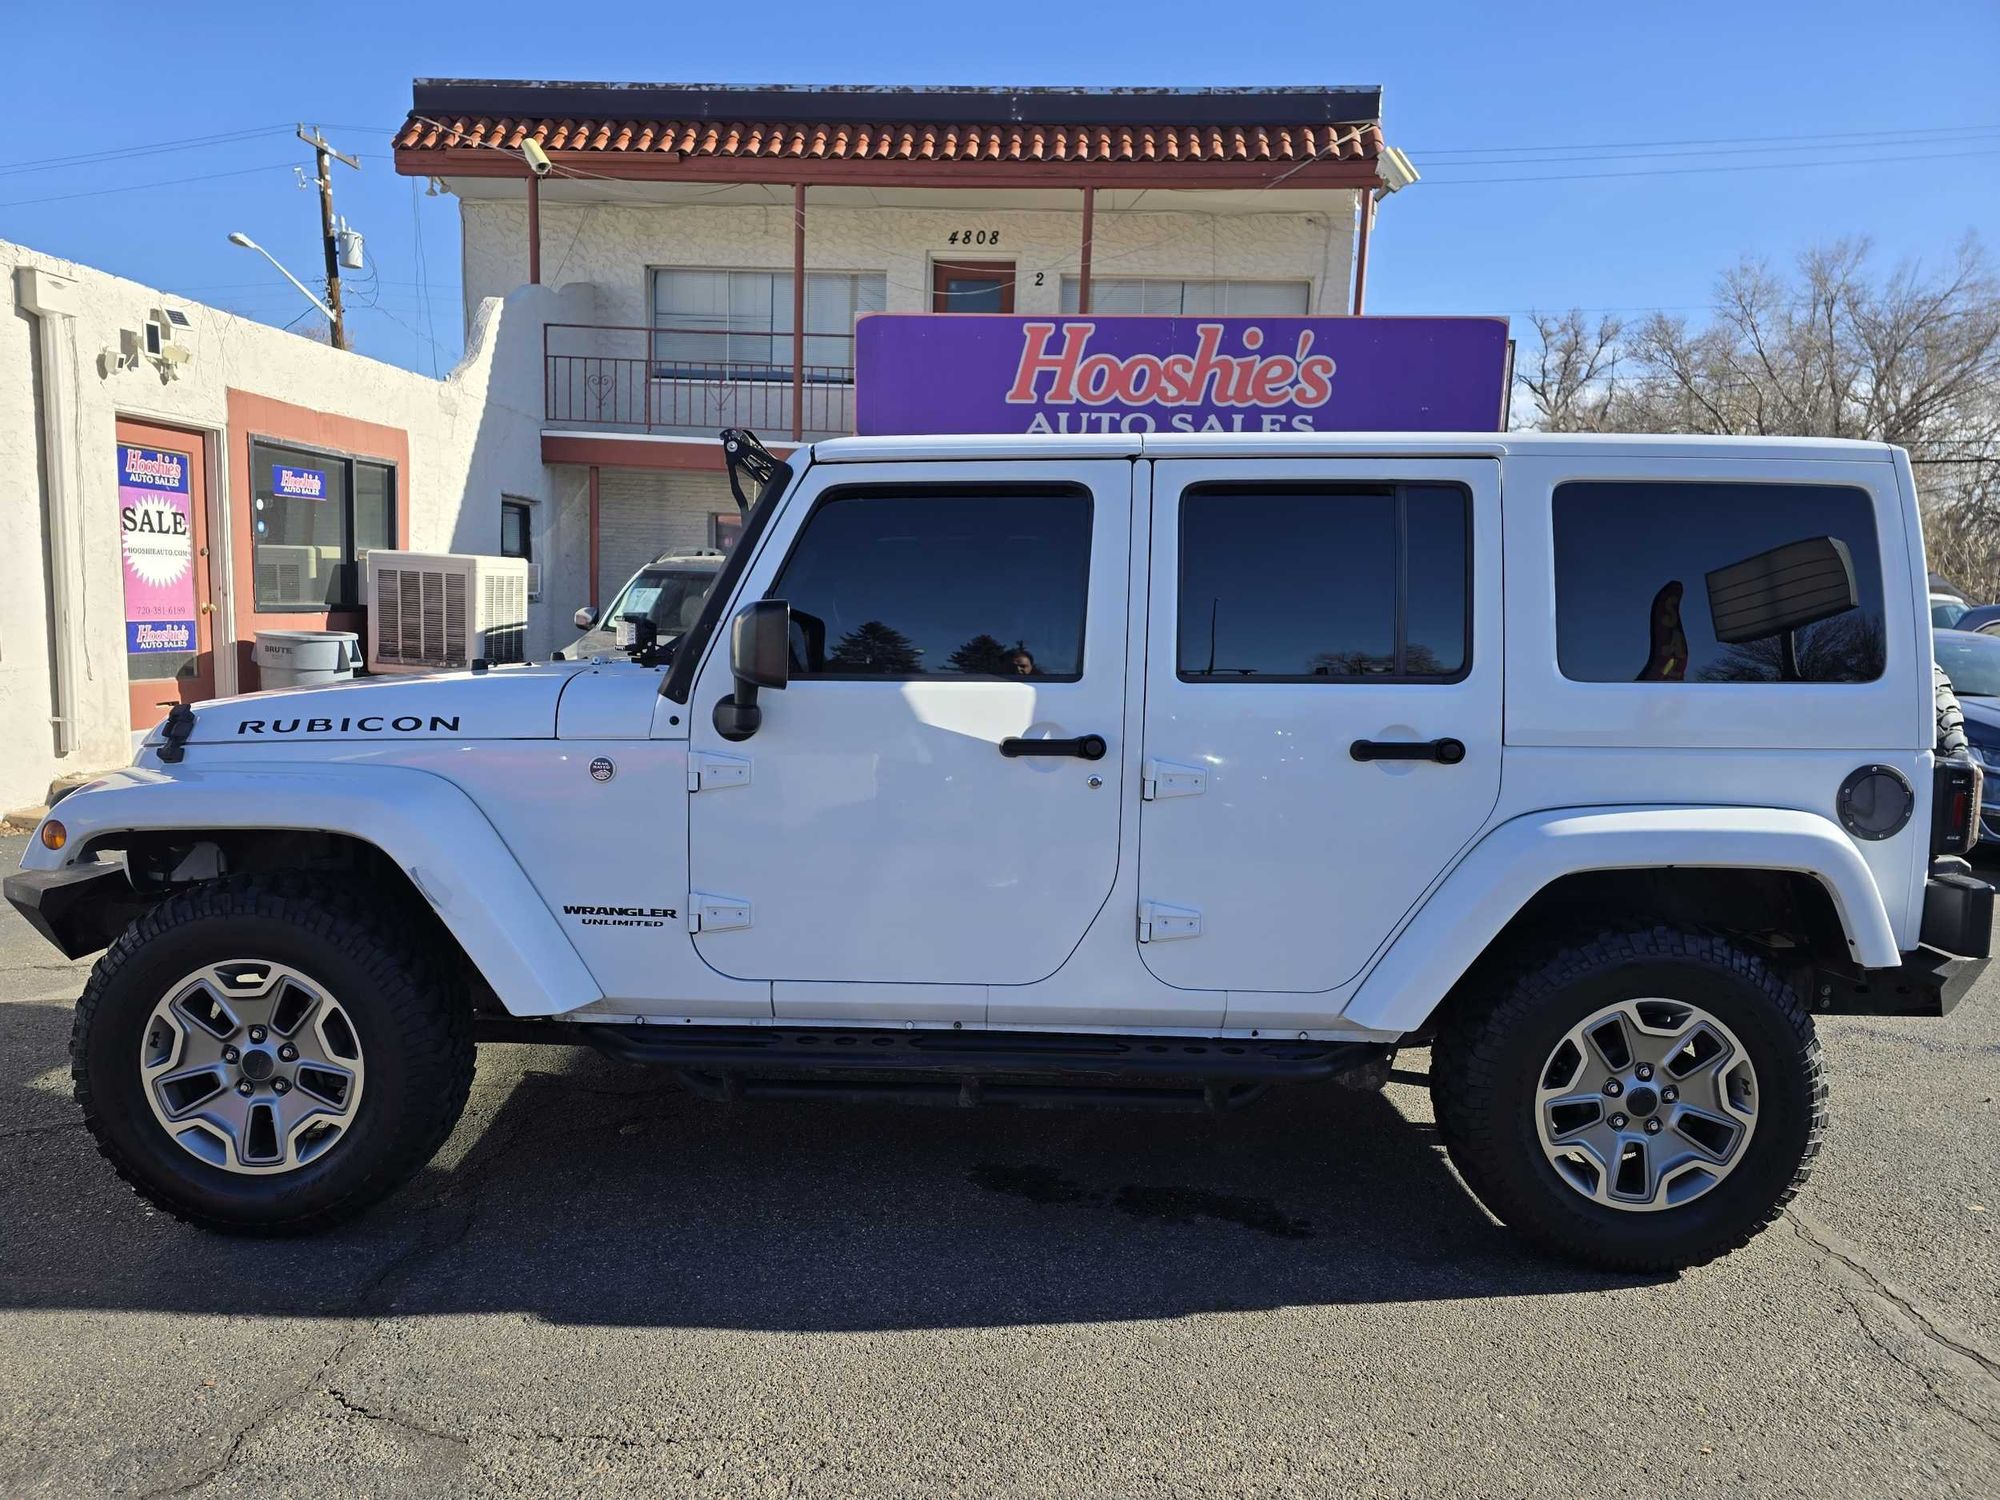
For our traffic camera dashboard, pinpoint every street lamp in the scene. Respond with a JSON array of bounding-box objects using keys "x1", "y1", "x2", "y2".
[{"x1": 226, "y1": 232, "x2": 334, "y2": 324}]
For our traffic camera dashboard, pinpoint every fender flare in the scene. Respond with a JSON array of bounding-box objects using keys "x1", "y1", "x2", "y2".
[
  {"x1": 20, "y1": 764, "x2": 602, "y2": 1018},
  {"x1": 1339, "y1": 805, "x2": 1901, "y2": 1036}
]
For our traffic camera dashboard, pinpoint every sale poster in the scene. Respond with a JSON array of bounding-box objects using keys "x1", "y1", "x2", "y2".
[{"x1": 118, "y1": 444, "x2": 197, "y2": 655}]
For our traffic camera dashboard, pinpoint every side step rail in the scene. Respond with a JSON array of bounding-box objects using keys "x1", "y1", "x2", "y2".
[
  {"x1": 476, "y1": 1019, "x2": 1391, "y2": 1112},
  {"x1": 573, "y1": 1024, "x2": 1380, "y2": 1080}
]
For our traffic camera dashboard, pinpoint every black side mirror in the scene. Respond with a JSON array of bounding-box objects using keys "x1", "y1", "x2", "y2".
[{"x1": 714, "y1": 599, "x2": 791, "y2": 741}]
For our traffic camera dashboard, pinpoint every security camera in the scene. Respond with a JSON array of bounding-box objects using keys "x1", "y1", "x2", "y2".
[
  {"x1": 521, "y1": 140, "x2": 552, "y2": 178},
  {"x1": 1376, "y1": 146, "x2": 1420, "y2": 196},
  {"x1": 159, "y1": 341, "x2": 192, "y2": 366}
]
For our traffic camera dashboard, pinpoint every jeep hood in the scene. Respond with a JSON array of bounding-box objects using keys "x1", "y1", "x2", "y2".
[{"x1": 169, "y1": 663, "x2": 589, "y2": 745}]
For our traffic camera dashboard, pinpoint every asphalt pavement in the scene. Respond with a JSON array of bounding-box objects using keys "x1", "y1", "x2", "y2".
[{"x1": 1, "y1": 831, "x2": 1996, "y2": 1498}]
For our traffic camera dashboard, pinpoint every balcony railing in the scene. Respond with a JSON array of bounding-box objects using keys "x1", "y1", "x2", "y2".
[{"x1": 543, "y1": 323, "x2": 857, "y2": 441}]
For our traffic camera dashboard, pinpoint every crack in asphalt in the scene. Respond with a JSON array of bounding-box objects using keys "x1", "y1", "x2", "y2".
[
  {"x1": 1785, "y1": 1208, "x2": 2000, "y2": 1383},
  {"x1": 0, "y1": 1119, "x2": 83, "y2": 1143},
  {"x1": 133, "y1": 1094, "x2": 548, "y2": 1498},
  {"x1": 1836, "y1": 1290, "x2": 2000, "y2": 1450},
  {"x1": 131, "y1": 1075, "x2": 697, "y2": 1493},
  {"x1": 326, "y1": 1385, "x2": 474, "y2": 1451}
]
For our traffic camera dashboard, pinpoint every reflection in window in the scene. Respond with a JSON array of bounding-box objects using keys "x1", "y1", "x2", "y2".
[
  {"x1": 1553, "y1": 482, "x2": 1885, "y2": 684},
  {"x1": 1059, "y1": 277, "x2": 1311, "y2": 315},
  {"x1": 650, "y1": 269, "x2": 886, "y2": 378},
  {"x1": 1178, "y1": 485, "x2": 1469, "y2": 680},
  {"x1": 770, "y1": 490, "x2": 1092, "y2": 679}
]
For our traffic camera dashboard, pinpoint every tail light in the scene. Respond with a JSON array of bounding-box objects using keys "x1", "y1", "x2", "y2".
[{"x1": 1932, "y1": 756, "x2": 1985, "y2": 857}]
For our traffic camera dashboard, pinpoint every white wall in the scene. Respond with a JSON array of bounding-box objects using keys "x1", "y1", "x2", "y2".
[
  {"x1": 0, "y1": 239, "x2": 574, "y2": 810},
  {"x1": 462, "y1": 197, "x2": 1356, "y2": 329},
  {"x1": 592, "y1": 469, "x2": 736, "y2": 608}
]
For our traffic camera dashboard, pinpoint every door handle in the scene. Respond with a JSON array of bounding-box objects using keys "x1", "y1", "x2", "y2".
[
  {"x1": 1000, "y1": 734, "x2": 1108, "y2": 761},
  {"x1": 1350, "y1": 737, "x2": 1467, "y2": 765}
]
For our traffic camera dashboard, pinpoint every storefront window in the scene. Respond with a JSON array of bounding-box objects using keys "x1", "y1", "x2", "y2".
[{"x1": 250, "y1": 440, "x2": 396, "y2": 610}]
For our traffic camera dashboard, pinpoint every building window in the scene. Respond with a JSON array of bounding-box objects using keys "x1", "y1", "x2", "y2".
[
  {"x1": 501, "y1": 497, "x2": 539, "y2": 598},
  {"x1": 250, "y1": 440, "x2": 396, "y2": 611},
  {"x1": 770, "y1": 488, "x2": 1092, "y2": 680},
  {"x1": 1060, "y1": 277, "x2": 1311, "y2": 315},
  {"x1": 500, "y1": 498, "x2": 532, "y2": 561},
  {"x1": 650, "y1": 269, "x2": 886, "y2": 379},
  {"x1": 712, "y1": 511, "x2": 743, "y2": 554},
  {"x1": 1178, "y1": 484, "x2": 1469, "y2": 681},
  {"x1": 1553, "y1": 481, "x2": 1886, "y2": 683}
]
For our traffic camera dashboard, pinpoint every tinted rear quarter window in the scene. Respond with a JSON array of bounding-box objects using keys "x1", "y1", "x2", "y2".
[{"x1": 1553, "y1": 481, "x2": 1886, "y2": 684}]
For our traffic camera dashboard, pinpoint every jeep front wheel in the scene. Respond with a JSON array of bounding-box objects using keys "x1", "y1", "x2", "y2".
[
  {"x1": 1432, "y1": 927, "x2": 1825, "y2": 1272},
  {"x1": 71, "y1": 876, "x2": 474, "y2": 1234}
]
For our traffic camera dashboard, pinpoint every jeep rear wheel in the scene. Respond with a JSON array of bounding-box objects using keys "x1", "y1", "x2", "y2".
[
  {"x1": 1433, "y1": 926, "x2": 1825, "y2": 1272},
  {"x1": 72, "y1": 876, "x2": 473, "y2": 1234}
]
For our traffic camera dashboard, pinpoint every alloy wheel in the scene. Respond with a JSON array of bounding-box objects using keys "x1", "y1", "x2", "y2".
[
  {"x1": 138, "y1": 960, "x2": 367, "y2": 1175},
  {"x1": 1534, "y1": 998, "x2": 1758, "y2": 1212}
]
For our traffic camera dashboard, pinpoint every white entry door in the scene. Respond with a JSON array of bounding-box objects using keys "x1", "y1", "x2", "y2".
[
  {"x1": 686, "y1": 458, "x2": 1132, "y2": 992},
  {"x1": 1137, "y1": 458, "x2": 1504, "y2": 996}
]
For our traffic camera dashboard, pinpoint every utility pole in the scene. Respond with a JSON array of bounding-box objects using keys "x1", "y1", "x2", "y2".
[{"x1": 297, "y1": 125, "x2": 359, "y2": 350}]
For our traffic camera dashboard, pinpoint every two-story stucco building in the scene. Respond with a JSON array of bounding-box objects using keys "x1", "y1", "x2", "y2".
[
  {"x1": 393, "y1": 79, "x2": 1409, "y2": 629},
  {"x1": 4, "y1": 78, "x2": 1417, "y2": 814}
]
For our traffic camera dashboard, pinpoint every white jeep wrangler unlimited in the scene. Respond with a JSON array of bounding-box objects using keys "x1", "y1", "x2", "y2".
[{"x1": 10, "y1": 429, "x2": 1991, "y2": 1271}]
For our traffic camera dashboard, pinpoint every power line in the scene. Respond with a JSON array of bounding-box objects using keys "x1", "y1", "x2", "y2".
[
  {"x1": 1411, "y1": 120, "x2": 2000, "y2": 158},
  {"x1": 1418, "y1": 146, "x2": 2000, "y2": 186},
  {"x1": 1416, "y1": 129, "x2": 2000, "y2": 169},
  {"x1": 0, "y1": 160, "x2": 297, "y2": 209},
  {"x1": 0, "y1": 125, "x2": 289, "y2": 177}
]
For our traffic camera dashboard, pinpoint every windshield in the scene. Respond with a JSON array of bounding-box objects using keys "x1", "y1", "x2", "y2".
[
  {"x1": 606, "y1": 567, "x2": 716, "y2": 636},
  {"x1": 1936, "y1": 630, "x2": 2000, "y2": 697},
  {"x1": 1933, "y1": 597, "x2": 1968, "y2": 629}
]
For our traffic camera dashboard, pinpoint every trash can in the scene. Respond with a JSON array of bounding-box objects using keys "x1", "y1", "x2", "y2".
[{"x1": 253, "y1": 629, "x2": 360, "y2": 689}]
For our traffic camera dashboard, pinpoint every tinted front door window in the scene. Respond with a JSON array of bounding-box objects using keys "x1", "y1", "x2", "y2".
[{"x1": 771, "y1": 490, "x2": 1091, "y2": 679}]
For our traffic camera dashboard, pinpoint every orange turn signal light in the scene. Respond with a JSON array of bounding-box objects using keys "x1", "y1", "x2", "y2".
[{"x1": 39, "y1": 820, "x2": 66, "y2": 851}]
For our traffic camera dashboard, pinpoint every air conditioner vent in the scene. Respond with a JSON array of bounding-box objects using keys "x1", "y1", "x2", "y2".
[{"x1": 361, "y1": 551, "x2": 532, "y2": 674}]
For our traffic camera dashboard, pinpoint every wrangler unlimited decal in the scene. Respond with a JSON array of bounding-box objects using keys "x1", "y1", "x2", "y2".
[
  {"x1": 563, "y1": 904, "x2": 678, "y2": 928},
  {"x1": 235, "y1": 715, "x2": 463, "y2": 734}
]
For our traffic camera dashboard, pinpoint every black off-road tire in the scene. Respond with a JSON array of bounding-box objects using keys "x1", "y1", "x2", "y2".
[
  {"x1": 1432, "y1": 926, "x2": 1826, "y2": 1273},
  {"x1": 71, "y1": 875, "x2": 474, "y2": 1234},
  {"x1": 1937, "y1": 660, "x2": 1968, "y2": 755}
]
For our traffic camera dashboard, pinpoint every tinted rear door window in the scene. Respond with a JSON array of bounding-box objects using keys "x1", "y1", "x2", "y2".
[{"x1": 1178, "y1": 484, "x2": 1469, "y2": 680}]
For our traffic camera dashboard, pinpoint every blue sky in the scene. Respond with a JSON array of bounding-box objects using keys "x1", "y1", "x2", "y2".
[{"x1": 4, "y1": 0, "x2": 1995, "y2": 374}]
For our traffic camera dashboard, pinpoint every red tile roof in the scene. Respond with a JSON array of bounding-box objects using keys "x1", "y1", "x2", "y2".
[{"x1": 395, "y1": 115, "x2": 1382, "y2": 169}]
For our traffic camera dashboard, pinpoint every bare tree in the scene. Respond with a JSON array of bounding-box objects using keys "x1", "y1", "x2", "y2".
[
  {"x1": 1515, "y1": 310, "x2": 1623, "y2": 431},
  {"x1": 1516, "y1": 237, "x2": 2000, "y2": 596}
]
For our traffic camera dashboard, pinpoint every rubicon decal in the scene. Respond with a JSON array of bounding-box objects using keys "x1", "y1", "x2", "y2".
[
  {"x1": 235, "y1": 715, "x2": 463, "y2": 734},
  {"x1": 563, "y1": 903, "x2": 677, "y2": 928}
]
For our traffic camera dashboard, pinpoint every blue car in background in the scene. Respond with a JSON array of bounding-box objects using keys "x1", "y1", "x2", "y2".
[{"x1": 1936, "y1": 627, "x2": 2000, "y2": 846}]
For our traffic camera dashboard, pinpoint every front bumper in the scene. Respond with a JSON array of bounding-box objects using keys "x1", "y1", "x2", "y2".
[
  {"x1": 3, "y1": 861, "x2": 150, "y2": 960},
  {"x1": 1815, "y1": 867, "x2": 1993, "y2": 1017}
]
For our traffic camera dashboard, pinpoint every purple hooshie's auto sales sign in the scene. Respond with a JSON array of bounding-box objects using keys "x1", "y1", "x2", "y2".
[{"x1": 854, "y1": 314, "x2": 1510, "y2": 436}]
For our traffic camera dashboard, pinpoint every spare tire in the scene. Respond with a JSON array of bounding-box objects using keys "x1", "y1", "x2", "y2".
[{"x1": 1937, "y1": 660, "x2": 1969, "y2": 756}]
